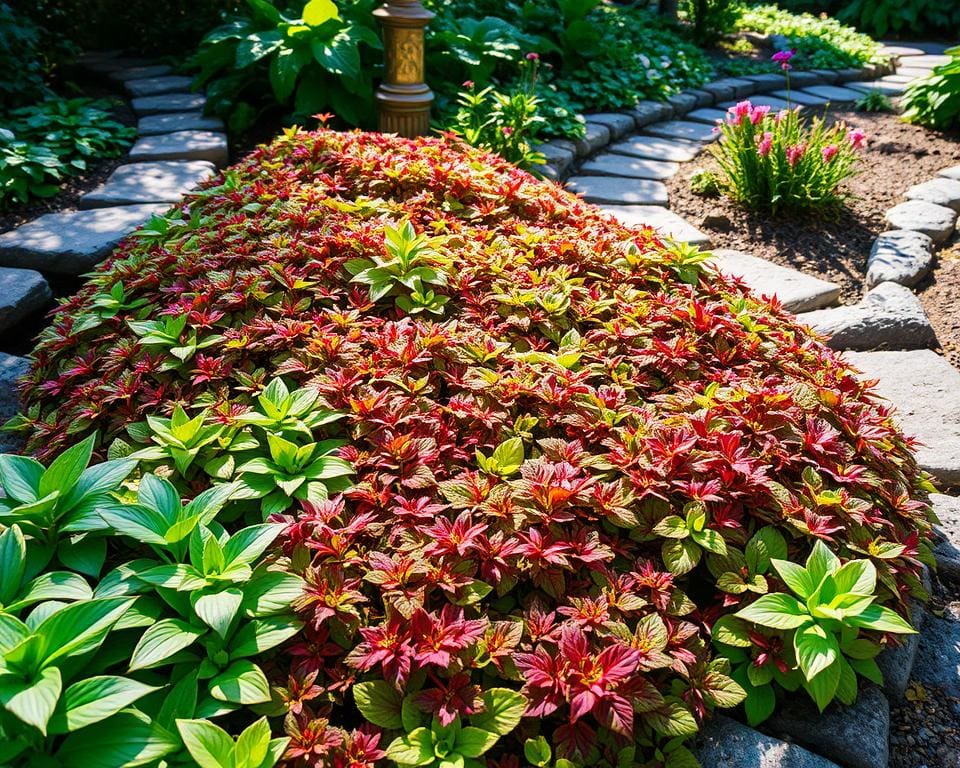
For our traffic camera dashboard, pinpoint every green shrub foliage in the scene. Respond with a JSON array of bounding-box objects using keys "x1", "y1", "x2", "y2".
[
  {"x1": 902, "y1": 46, "x2": 960, "y2": 132},
  {"x1": 12, "y1": 129, "x2": 935, "y2": 766}
]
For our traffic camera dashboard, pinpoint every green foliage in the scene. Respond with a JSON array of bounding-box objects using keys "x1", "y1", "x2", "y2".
[
  {"x1": 189, "y1": 0, "x2": 383, "y2": 132},
  {"x1": 720, "y1": 541, "x2": 915, "y2": 715},
  {"x1": 690, "y1": 168, "x2": 720, "y2": 196},
  {"x1": 0, "y1": 98, "x2": 135, "y2": 208},
  {"x1": 709, "y1": 101, "x2": 866, "y2": 213},
  {"x1": 805, "y1": 0, "x2": 960, "y2": 40},
  {"x1": 902, "y1": 46, "x2": 960, "y2": 132},
  {"x1": 0, "y1": 3, "x2": 51, "y2": 112},
  {"x1": 735, "y1": 4, "x2": 882, "y2": 70},
  {"x1": 855, "y1": 89, "x2": 893, "y2": 113},
  {"x1": 682, "y1": 0, "x2": 739, "y2": 45}
]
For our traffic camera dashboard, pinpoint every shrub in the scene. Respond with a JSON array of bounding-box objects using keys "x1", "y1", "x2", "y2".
[
  {"x1": 682, "y1": 0, "x2": 739, "y2": 45},
  {"x1": 902, "y1": 46, "x2": 960, "y2": 132},
  {"x1": 734, "y1": 4, "x2": 882, "y2": 71},
  {"x1": 15, "y1": 129, "x2": 934, "y2": 764},
  {"x1": 706, "y1": 100, "x2": 866, "y2": 213},
  {"x1": 0, "y1": 2, "x2": 51, "y2": 112},
  {"x1": 855, "y1": 89, "x2": 894, "y2": 113}
]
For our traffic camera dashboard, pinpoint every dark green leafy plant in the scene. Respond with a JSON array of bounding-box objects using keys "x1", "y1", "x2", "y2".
[
  {"x1": 855, "y1": 89, "x2": 893, "y2": 113},
  {"x1": 836, "y1": 0, "x2": 960, "y2": 39},
  {"x1": 0, "y1": 3, "x2": 50, "y2": 111},
  {"x1": 682, "y1": 0, "x2": 738, "y2": 45},
  {"x1": 902, "y1": 46, "x2": 960, "y2": 132}
]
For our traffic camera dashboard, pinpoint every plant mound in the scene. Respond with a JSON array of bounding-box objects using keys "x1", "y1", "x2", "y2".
[{"x1": 19, "y1": 129, "x2": 934, "y2": 765}]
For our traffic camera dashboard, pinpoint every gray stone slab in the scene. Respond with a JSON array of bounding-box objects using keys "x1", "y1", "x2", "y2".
[
  {"x1": 0, "y1": 353, "x2": 29, "y2": 453},
  {"x1": 686, "y1": 107, "x2": 727, "y2": 125},
  {"x1": 911, "y1": 601, "x2": 960, "y2": 698},
  {"x1": 788, "y1": 71, "x2": 829, "y2": 89},
  {"x1": 132, "y1": 93, "x2": 207, "y2": 116},
  {"x1": 906, "y1": 177, "x2": 960, "y2": 211},
  {"x1": 931, "y1": 493, "x2": 960, "y2": 580},
  {"x1": 125, "y1": 76, "x2": 195, "y2": 98},
  {"x1": 535, "y1": 140, "x2": 576, "y2": 176},
  {"x1": 626, "y1": 100, "x2": 674, "y2": 127},
  {"x1": 703, "y1": 77, "x2": 755, "y2": 99},
  {"x1": 684, "y1": 89, "x2": 716, "y2": 107},
  {"x1": 847, "y1": 79, "x2": 908, "y2": 97},
  {"x1": 884, "y1": 41, "x2": 950, "y2": 55},
  {"x1": 766, "y1": 685, "x2": 889, "y2": 768},
  {"x1": 879, "y1": 74, "x2": 919, "y2": 84},
  {"x1": 867, "y1": 230, "x2": 935, "y2": 289},
  {"x1": 835, "y1": 66, "x2": 870, "y2": 82},
  {"x1": 80, "y1": 160, "x2": 218, "y2": 208},
  {"x1": 842, "y1": 349, "x2": 960, "y2": 483},
  {"x1": 537, "y1": 163, "x2": 560, "y2": 182},
  {"x1": 573, "y1": 122, "x2": 610, "y2": 157},
  {"x1": 895, "y1": 67, "x2": 938, "y2": 80},
  {"x1": 137, "y1": 112, "x2": 225, "y2": 136},
  {"x1": 797, "y1": 281, "x2": 935, "y2": 351},
  {"x1": 799, "y1": 85, "x2": 867, "y2": 103},
  {"x1": 129, "y1": 130, "x2": 229, "y2": 167},
  {"x1": 578, "y1": 154, "x2": 679, "y2": 180},
  {"x1": 709, "y1": 249, "x2": 841, "y2": 313},
  {"x1": 666, "y1": 91, "x2": 699, "y2": 116},
  {"x1": 583, "y1": 113, "x2": 635, "y2": 139},
  {"x1": 884, "y1": 200, "x2": 958, "y2": 244},
  {"x1": 811, "y1": 68, "x2": 843, "y2": 84},
  {"x1": 566, "y1": 176, "x2": 669, "y2": 206},
  {"x1": 881, "y1": 45, "x2": 928, "y2": 57},
  {"x1": 771, "y1": 89, "x2": 829, "y2": 107},
  {"x1": 608, "y1": 135, "x2": 703, "y2": 162},
  {"x1": 900, "y1": 54, "x2": 952, "y2": 68},
  {"x1": 0, "y1": 267, "x2": 51, "y2": 333},
  {"x1": 109, "y1": 64, "x2": 173, "y2": 82},
  {"x1": 644, "y1": 120, "x2": 718, "y2": 143},
  {"x1": 877, "y1": 628, "x2": 921, "y2": 702},
  {"x1": 0, "y1": 204, "x2": 167, "y2": 275},
  {"x1": 85, "y1": 56, "x2": 154, "y2": 74},
  {"x1": 939, "y1": 165, "x2": 960, "y2": 181},
  {"x1": 744, "y1": 72, "x2": 790, "y2": 93},
  {"x1": 599, "y1": 205, "x2": 710, "y2": 245},
  {"x1": 695, "y1": 716, "x2": 841, "y2": 768}
]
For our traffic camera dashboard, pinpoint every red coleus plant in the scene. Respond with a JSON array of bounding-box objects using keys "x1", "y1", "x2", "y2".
[{"x1": 17, "y1": 127, "x2": 936, "y2": 767}]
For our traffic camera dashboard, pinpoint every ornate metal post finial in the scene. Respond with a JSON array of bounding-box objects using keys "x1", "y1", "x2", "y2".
[{"x1": 374, "y1": 0, "x2": 435, "y2": 137}]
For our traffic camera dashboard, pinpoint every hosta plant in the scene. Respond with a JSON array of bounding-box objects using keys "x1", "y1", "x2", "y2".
[
  {"x1": 13, "y1": 128, "x2": 936, "y2": 765},
  {"x1": 708, "y1": 100, "x2": 867, "y2": 213},
  {"x1": 902, "y1": 45, "x2": 960, "y2": 132}
]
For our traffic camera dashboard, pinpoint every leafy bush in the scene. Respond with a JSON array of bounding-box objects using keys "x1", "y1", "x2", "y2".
[
  {"x1": 0, "y1": 3, "x2": 51, "y2": 112},
  {"x1": 0, "y1": 98, "x2": 135, "y2": 208},
  {"x1": 902, "y1": 46, "x2": 960, "y2": 132},
  {"x1": 707, "y1": 100, "x2": 866, "y2": 213},
  {"x1": 682, "y1": 0, "x2": 739, "y2": 45},
  {"x1": 189, "y1": 0, "x2": 382, "y2": 132},
  {"x1": 13, "y1": 128, "x2": 935, "y2": 764},
  {"x1": 735, "y1": 4, "x2": 881, "y2": 71},
  {"x1": 779, "y1": 0, "x2": 960, "y2": 40}
]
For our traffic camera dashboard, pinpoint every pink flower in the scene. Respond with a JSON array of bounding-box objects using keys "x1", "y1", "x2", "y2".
[
  {"x1": 757, "y1": 132, "x2": 774, "y2": 157},
  {"x1": 821, "y1": 144, "x2": 839, "y2": 162},
  {"x1": 526, "y1": 52, "x2": 540, "y2": 61},
  {"x1": 774, "y1": 109, "x2": 790, "y2": 124},
  {"x1": 750, "y1": 105, "x2": 771, "y2": 125},
  {"x1": 727, "y1": 100, "x2": 753, "y2": 125},
  {"x1": 462, "y1": 80, "x2": 474, "y2": 89},
  {"x1": 786, "y1": 143, "x2": 806, "y2": 167},
  {"x1": 772, "y1": 49, "x2": 796, "y2": 71},
  {"x1": 501, "y1": 126, "x2": 514, "y2": 137},
  {"x1": 847, "y1": 128, "x2": 867, "y2": 150}
]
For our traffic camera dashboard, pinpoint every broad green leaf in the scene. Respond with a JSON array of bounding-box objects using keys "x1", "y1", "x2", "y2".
[
  {"x1": 0, "y1": 665, "x2": 61, "y2": 734},
  {"x1": 745, "y1": 526, "x2": 787, "y2": 573},
  {"x1": 662, "y1": 538, "x2": 701, "y2": 575},
  {"x1": 831, "y1": 559, "x2": 876, "y2": 597},
  {"x1": 735, "y1": 593, "x2": 811, "y2": 630},
  {"x1": 711, "y1": 614, "x2": 752, "y2": 648},
  {"x1": 242, "y1": 571, "x2": 305, "y2": 616},
  {"x1": 0, "y1": 524, "x2": 27, "y2": 605},
  {"x1": 846, "y1": 604, "x2": 916, "y2": 634},
  {"x1": 39, "y1": 434, "x2": 95, "y2": 498},
  {"x1": 208, "y1": 660, "x2": 271, "y2": 704},
  {"x1": 177, "y1": 718, "x2": 233, "y2": 768},
  {"x1": 49, "y1": 676, "x2": 158, "y2": 733},
  {"x1": 129, "y1": 618, "x2": 205, "y2": 671},
  {"x1": 0, "y1": 455, "x2": 44, "y2": 503},
  {"x1": 302, "y1": 0, "x2": 340, "y2": 26},
  {"x1": 771, "y1": 558, "x2": 815, "y2": 599},
  {"x1": 236, "y1": 717, "x2": 273, "y2": 768},
  {"x1": 803, "y1": 659, "x2": 840, "y2": 712},
  {"x1": 794, "y1": 626, "x2": 839, "y2": 681},
  {"x1": 10, "y1": 571, "x2": 92, "y2": 610},
  {"x1": 456, "y1": 726, "x2": 499, "y2": 757},
  {"x1": 223, "y1": 524, "x2": 283, "y2": 566},
  {"x1": 469, "y1": 688, "x2": 526, "y2": 736},
  {"x1": 652, "y1": 515, "x2": 688, "y2": 539},
  {"x1": 58, "y1": 710, "x2": 179, "y2": 768},
  {"x1": 386, "y1": 727, "x2": 434, "y2": 766},
  {"x1": 354, "y1": 680, "x2": 403, "y2": 729},
  {"x1": 38, "y1": 597, "x2": 133, "y2": 666},
  {"x1": 805, "y1": 540, "x2": 840, "y2": 587},
  {"x1": 194, "y1": 589, "x2": 244, "y2": 639},
  {"x1": 230, "y1": 616, "x2": 303, "y2": 659},
  {"x1": 524, "y1": 736, "x2": 552, "y2": 767}
]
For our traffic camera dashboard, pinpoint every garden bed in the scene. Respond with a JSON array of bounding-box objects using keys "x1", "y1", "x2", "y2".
[{"x1": 666, "y1": 108, "x2": 960, "y2": 304}]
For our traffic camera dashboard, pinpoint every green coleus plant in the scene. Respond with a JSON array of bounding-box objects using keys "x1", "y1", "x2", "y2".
[
  {"x1": 128, "y1": 315, "x2": 224, "y2": 372},
  {"x1": 719, "y1": 540, "x2": 915, "y2": 717},
  {"x1": 235, "y1": 378, "x2": 344, "y2": 441},
  {"x1": 652, "y1": 503, "x2": 728, "y2": 576}
]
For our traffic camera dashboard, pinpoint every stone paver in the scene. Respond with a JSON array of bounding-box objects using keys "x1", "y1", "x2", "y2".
[
  {"x1": 767, "y1": 685, "x2": 889, "y2": 768},
  {"x1": 566, "y1": 176, "x2": 668, "y2": 206},
  {"x1": 132, "y1": 93, "x2": 207, "y2": 116},
  {"x1": 788, "y1": 71, "x2": 829, "y2": 89},
  {"x1": 702, "y1": 77, "x2": 755, "y2": 100},
  {"x1": 125, "y1": 75, "x2": 195, "y2": 98},
  {"x1": 137, "y1": 112, "x2": 226, "y2": 136},
  {"x1": 884, "y1": 200, "x2": 958, "y2": 244},
  {"x1": 866, "y1": 230, "x2": 935, "y2": 289},
  {"x1": 906, "y1": 177, "x2": 960, "y2": 211},
  {"x1": 129, "y1": 130, "x2": 229, "y2": 166},
  {"x1": 0, "y1": 267, "x2": 51, "y2": 333},
  {"x1": 744, "y1": 72, "x2": 789, "y2": 93},
  {"x1": 710, "y1": 249, "x2": 841, "y2": 313},
  {"x1": 939, "y1": 165, "x2": 960, "y2": 181},
  {"x1": 686, "y1": 107, "x2": 727, "y2": 125},
  {"x1": 847, "y1": 79, "x2": 908, "y2": 96},
  {"x1": 573, "y1": 122, "x2": 610, "y2": 156},
  {"x1": 797, "y1": 281, "x2": 935, "y2": 351},
  {"x1": 666, "y1": 92, "x2": 699, "y2": 115},
  {"x1": 799, "y1": 85, "x2": 866, "y2": 103},
  {"x1": 905, "y1": 54, "x2": 953, "y2": 68},
  {"x1": 881, "y1": 45, "x2": 928, "y2": 57},
  {"x1": 626, "y1": 101, "x2": 673, "y2": 127},
  {"x1": 894, "y1": 66, "x2": 938, "y2": 79},
  {"x1": 911, "y1": 601, "x2": 960, "y2": 698},
  {"x1": 695, "y1": 716, "x2": 841, "y2": 768},
  {"x1": 843, "y1": 349, "x2": 960, "y2": 483},
  {"x1": 579, "y1": 154, "x2": 679, "y2": 180},
  {"x1": 931, "y1": 493, "x2": 960, "y2": 580},
  {"x1": 0, "y1": 204, "x2": 166, "y2": 275},
  {"x1": 644, "y1": 120, "x2": 718, "y2": 143},
  {"x1": 0, "y1": 352, "x2": 29, "y2": 453},
  {"x1": 600, "y1": 205, "x2": 710, "y2": 245},
  {"x1": 583, "y1": 113, "x2": 635, "y2": 139},
  {"x1": 80, "y1": 160, "x2": 218, "y2": 208},
  {"x1": 608, "y1": 135, "x2": 703, "y2": 162},
  {"x1": 536, "y1": 141, "x2": 575, "y2": 175},
  {"x1": 109, "y1": 64, "x2": 173, "y2": 82},
  {"x1": 771, "y1": 90, "x2": 829, "y2": 107}
]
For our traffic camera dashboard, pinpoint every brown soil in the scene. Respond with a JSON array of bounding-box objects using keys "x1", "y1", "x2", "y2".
[
  {"x1": 666, "y1": 109, "x2": 960, "y2": 305},
  {"x1": 918, "y1": 241, "x2": 960, "y2": 370}
]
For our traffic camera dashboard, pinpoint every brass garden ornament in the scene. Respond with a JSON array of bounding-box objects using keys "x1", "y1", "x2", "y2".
[{"x1": 374, "y1": 0, "x2": 434, "y2": 137}]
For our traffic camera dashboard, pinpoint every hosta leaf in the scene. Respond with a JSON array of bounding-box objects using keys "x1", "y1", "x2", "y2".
[
  {"x1": 735, "y1": 593, "x2": 811, "y2": 630},
  {"x1": 846, "y1": 604, "x2": 916, "y2": 634},
  {"x1": 58, "y1": 710, "x2": 179, "y2": 768},
  {"x1": 229, "y1": 616, "x2": 303, "y2": 659},
  {"x1": 803, "y1": 659, "x2": 841, "y2": 712},
  {"x1": 49, "y1": 676, "x2": 158, "y2": 734},
  {"x1": 129, "y1": 618, "x2": 205, "y2": 671},
  {"x1": 0, "y1": 666, "x2": 61, "y2": 734},
  {"x1": 193, "y1": 588, "x2": 243, "y2": 639},
  {"x1": 208, "y1": 659, "x2": 271, "y2": 704},
  {"x1": 771, "y1": 558, "x2": 815, "y2": 599},
  {"x1": 176, "y1": 718, "x2": 234, "y2": 768},
  {"x1": 386, "y1": 727, "x2": 434, "y2": 767},
  {"x1": 794, "y1": 625, "x2": 839, "y2": 681}
]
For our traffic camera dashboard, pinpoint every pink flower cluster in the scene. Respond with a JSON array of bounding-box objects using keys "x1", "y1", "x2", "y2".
[
  {"x1": 848, "y1": 128, "x2": 867, "y2": 149},
  {"x1": 786, "y1": 143, "x2": 806, "y2": 167},
  {"x1": 772, "y1": 49, "x2": 796, "y2": 71},
  {"x1": 757, "y1": 131, "x2": 774, "y2": 157},
  {"x1": 727, "y1": 101, "x2": 771, "y2": 126},
  {"x1": 822, "y1": 144, "x2": 838, "y2": 162}
]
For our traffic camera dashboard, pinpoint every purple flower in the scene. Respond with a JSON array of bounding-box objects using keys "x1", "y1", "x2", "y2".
[{"x1": 772, "y1": 49, "x2": 797, "y2": 71}]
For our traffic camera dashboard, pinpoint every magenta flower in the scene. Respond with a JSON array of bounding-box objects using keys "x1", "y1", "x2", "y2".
[
  {"x1": 462, "y1": 80, "x2": 474, "y2": 89},
  {"x1": 526, "y1": 52, "x2": 540, "y2": 61},
  {"x1": 772, "y1": 49, "x2": 796, "y2": 71},
  {"x1": 847, "y1": 128, "x2": 867, "y2": 149},
  {"x1": 727, "y1": 100, "x2": 753, "y2": 126},
  {"x1": 502, "y1": 126, "x2": 514, "y2": 137},
  {"x1": 750, "y1": 105, "x2": 771, "y2": 125},
  {"x1": 822, "y1": 144, "x2": 839, "y2": 162},
  {"x1": 757, "y1": 131, "x2": 774, "y2": 157},
  {"x1": 786, "y1": 143, "x2": 806, "y2": 167}
]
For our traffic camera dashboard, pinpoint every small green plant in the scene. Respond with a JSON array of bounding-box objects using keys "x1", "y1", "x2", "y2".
[
  {"x1": 855, "y1": 89, "x2": 893, "y2": 113},
  {"x1": 902, "y1": 45, "x2": 960, "y2": 131},
  {"x1": 709, "y1": 100, "x2": 867, "y2": 213},
  {"x1": 690, "y1": 168, "x2": 720, "y2": 196}
]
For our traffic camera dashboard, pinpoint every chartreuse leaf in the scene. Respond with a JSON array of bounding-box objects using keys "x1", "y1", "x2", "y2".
[
  {"x1": 386, "y1": 727, "x2": 434, "y2": 766},
  {"x1": 805, "y1": 540, "x2": 841, "y2": 587},
  {"x1": 847, "y1": 604, "x2": 916, "y2": 634},
  {"x1": 38, "y1": 433, "x2": 95, "y2": 498},
  {"x1": 49, "y1": 675, "x2": 158, "y2": 733},
  {"x1": 354, "y1": 680, "x2": 403, "y2": 729},
  {"x1": 803, "y1": 659, "x2": 841, "y2": 712},
  {"x1": 39, "y1": 596, "x2": 134, "y2": 665},
  {"x1": 771, "y1": 558, "x2": 815, "y2": 599},
  {"x1": 735, "y1": 593, "x2": 811, "y2": 630},
  {"x1": 524, "y1": 736, "x2": 552, "y2": 767},
  {"x1": 794, "y1": 624, "x2": 839, "y2": 681},
  {"x1": 712, "y1": 614, "x2": 752, "y2": 648},
  {"x1": 456, "y1": 726, "x2": 499, "y2": 757},
  {"x1": 0, "y1": 665, "x2": 61, "y2": 734},
  {"x1": 302, "y1": 0, "x2": 340, "y2": 26},
  {"x1": 177, "y1": 718, "x2": 234, "y2": 768},
  {"x1": 469, "y1": 688, "x2": 526, "y2": 736}
]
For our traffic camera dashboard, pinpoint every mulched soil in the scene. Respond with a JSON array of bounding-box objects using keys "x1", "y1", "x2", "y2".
[
  {"x1": 666, "y1": 109, "x2": 960, "y2": 305},
  {"x1": 918, "y1": 241, "x2": 960, "y2": 370}
]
